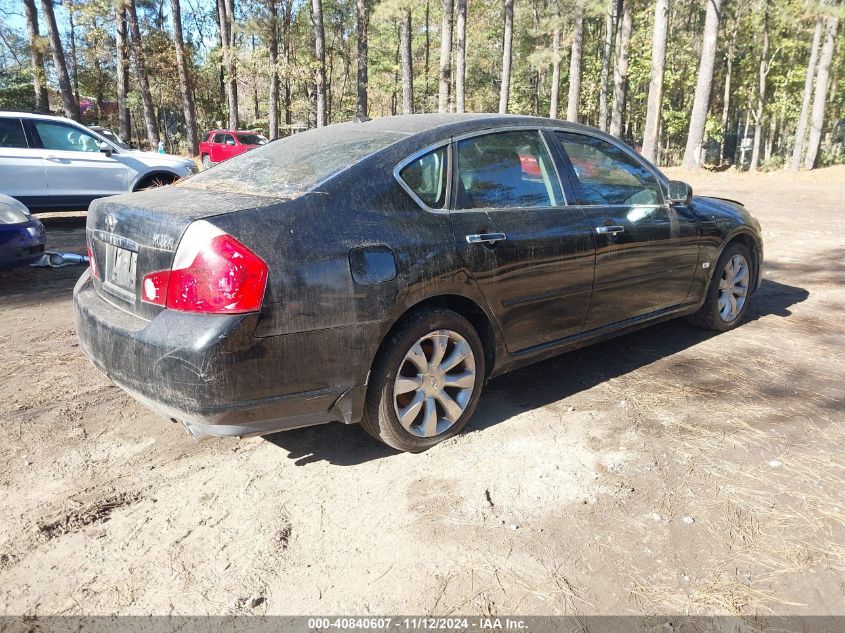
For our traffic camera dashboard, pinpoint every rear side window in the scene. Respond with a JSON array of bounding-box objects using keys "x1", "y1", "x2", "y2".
[
  {"x1": 224, "y1": 134, "x2": 236, "y2": 145},
  {"x1": 556, "y1": 132, "x2": 662, "y2": 206},
  {"x1": 183, "y1": 125, "x2": 404, "y2": 197},
  {"x1": 399, "y1": 147, "x2": 448, "y2": 209},
  {"x1": 0, "y1": 118, "x2": 27, "y2": 148},
  {"x1": 237, "y1": 133, "x2": 266, "y2": 146},
  {"x1": 454, "y1": 130, "x2": 562, "y2": 209}
]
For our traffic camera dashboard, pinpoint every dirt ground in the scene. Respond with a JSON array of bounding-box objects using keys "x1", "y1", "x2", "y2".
[{"x1": 0, "y1": 167, "x2": 843, "y2": 616}]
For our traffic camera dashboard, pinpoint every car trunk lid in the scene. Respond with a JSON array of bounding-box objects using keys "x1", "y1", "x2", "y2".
[{"x1": 87, "y1": 186, "x2": 280, "y2": 319}]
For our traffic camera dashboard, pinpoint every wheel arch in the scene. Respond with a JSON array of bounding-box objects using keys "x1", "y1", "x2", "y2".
[
  {"x1": 132, "y1": 170, "x2": 180, "y2": 191},
  {"x1": 372, "y1": 294, "x2": 500, "y2": 382}
]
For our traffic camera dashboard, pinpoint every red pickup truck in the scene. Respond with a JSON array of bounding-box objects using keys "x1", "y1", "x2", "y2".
[{"x1": 199, "y1": 130, "x2": 267, "y2": 169}]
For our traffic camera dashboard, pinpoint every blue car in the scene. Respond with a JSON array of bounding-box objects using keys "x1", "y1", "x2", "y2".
[{"x1": 0, "y1": 194, "x2": 45, "y2": 270}]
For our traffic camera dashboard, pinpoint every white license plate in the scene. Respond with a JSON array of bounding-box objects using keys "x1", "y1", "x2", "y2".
[{"x1": 103, "y1": 243, "x2": 137, "y2": 300}]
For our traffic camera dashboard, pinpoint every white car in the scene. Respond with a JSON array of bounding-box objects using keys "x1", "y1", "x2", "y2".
[{"x1": 0, "y1": 111, "x2": 198, "y2": 212}]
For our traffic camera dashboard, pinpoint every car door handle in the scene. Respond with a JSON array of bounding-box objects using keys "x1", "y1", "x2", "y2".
[
  {"x1": 595, "y1": 225, "x2": 625, "y2": 236},
  {"x1": 466, "y1": 233, "x2": 507, "y2": 245}
]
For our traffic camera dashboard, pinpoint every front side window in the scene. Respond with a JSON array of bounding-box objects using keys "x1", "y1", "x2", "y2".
[
  {"x1": 224, "y1": 134, "x2": 236, "y2": 146},
  {"x1": 556, "y1": 132, "x2": 662, "y2": 206},
  {"x1": 399, "y1": 146, "x2": 448, "y2": 209},
  {"x1": 0, "y1": 118, "x2": 28, "y2": 148},
  {"x1": 34, "y1": 121, "x2": 101, "y2": 152},
  {"x1": 454, "y1": 130, "x2": 562, "y2": 209},
  {"x1": 212, "y1": 133, "x2": 225, "y2": 144}
]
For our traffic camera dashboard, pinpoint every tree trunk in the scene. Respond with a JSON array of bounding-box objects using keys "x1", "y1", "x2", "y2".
[
  {"x1": 268, "y1": 0, "x2": 280, "y2": 138},
  {"x1": 23, "y1": 0, "x2": 48, "y2": 111},
  {"x1": 804, "y1": 15, "x2": 839, "y2": 169},
  {"x1": 719, "y1": 13, "x2": 740, "y2": 164},
  {"x1": 565, "y1": 5, "x2": 583, "y2": 122},
  {"x1": 498, "y1": 0, "x2": 514, "y2": 114},
  {"x1": 311, "y1": 0, "x2": 327, "y2": 126},
  {"x1": 424, "y1": 0, "x2": 430, "y2": 103},
  {"x1": 252, "y1": 33, "x2": 259, "y2": 120},
  {"x1": 217, "y1": 0, "x2": 238, "y2": 129},
  {"x1": 170, "y1": 0, "x2": 199, "y2": 155},
  {"x1": 791, "y1": 17, "x2": 823, "y2": 171},
  {"x1": 356, "y1": 0, "x2": 369, "y2": 117},
  {"x1": 126, "y1": 0, "x2": 159, "y2": 147},
  {"x1": 39, "y1": 0, "x2": 79, "y2": 120},
  {"x1": 549, "y1": 0, "x2": 561, "y2": 118},
  {"x1": 609, "y1": 1, "x2": 632, "y2": 138},
  {"x1": 642, "y1": 0, "x2": 668, "y2": 162},
  {"x1": 455, "y1": 0, "x2": 467, "y2": 112},
  {"x1": 283, "y1": 0, "x2": 292, "y2": 125},
  {"x1": 438, "y1": 0, "x2": 453, "y2": 112},
  {"x1": 749, "y1": 6, "x2": 769, "y2": 172},
  {"x1": 68, "y1": 8, "x2": 79, "y2": 105},
  {"x1": 115, "y1": 0, "x2": 131, "y2": 143},
  {"x1": 400, "y1": 8, "x2": 414, "y2": 114},
  {"x1": 598, "y1": 1, "x2": 614, "y2": 131},
  {"x1": 682, "y1": 0, "x2": 721, "y2": 169}
]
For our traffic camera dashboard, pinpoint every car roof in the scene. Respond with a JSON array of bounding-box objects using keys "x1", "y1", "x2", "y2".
[
  {"x1": 207, "y1": 129, "x2": 261, "y2": 134},
  {"x1": 355, "y1": 112, "x2": 596, "y2": 133},
  {"x1": 0, "y1": 110, "x2": 82, "y2": 125},
  {"x1": 273, "y1": 113, "x2": 598, "y2": 146}
]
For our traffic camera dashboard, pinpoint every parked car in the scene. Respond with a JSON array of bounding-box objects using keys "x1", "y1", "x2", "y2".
[
  {"x1": 0, "y1": 193, "x2": 45, "y2": 269},
  {"x1": 74, "y1": 114, "x2": 763, "y2": 452},
  {"x1": 199, "y1": 130, "x2": 267, "y2": 169},
  {"x1": 0, "y1": 111, "x2": 198, "y2": 212}
]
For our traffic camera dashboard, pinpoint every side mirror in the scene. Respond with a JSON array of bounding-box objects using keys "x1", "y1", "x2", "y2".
[
  {"x1": 666, "y1": 180, "x2": 692, "y2": 204},
  {"x1": 98, "y1": 141, "x2": 113, "y2": 157}
]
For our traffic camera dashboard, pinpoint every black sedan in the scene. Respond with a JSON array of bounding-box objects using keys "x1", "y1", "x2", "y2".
[{"x1": 74, "y1": 114, "x2": 763, "y2": 452}]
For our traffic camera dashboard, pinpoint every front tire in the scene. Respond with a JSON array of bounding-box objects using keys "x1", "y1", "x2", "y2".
[
  {"x1": 362, "y1": 308, "x2": 486, "y2": 452},
  {"x1": 688, "y1": 241, "x2": 753, "y2": 331},
  {"x1": 201, "y1": 155, "x2": 212, "y2": 170}
]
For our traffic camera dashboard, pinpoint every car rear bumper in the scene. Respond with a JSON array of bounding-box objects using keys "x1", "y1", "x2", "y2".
[
  {"x1": 0, "y1": 218, "x2": 46, "y2": 269},
  {"x1": 73, "y1": 270, "x2": 369, "y2": 440}
]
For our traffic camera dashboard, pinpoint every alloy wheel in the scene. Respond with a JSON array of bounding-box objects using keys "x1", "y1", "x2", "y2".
[
  {"x1": 393, "y1": 329, "x2": 476, "y2": 438},
  {"x1": 718, "y1": 253, "x2": 750, "y2": 322}
]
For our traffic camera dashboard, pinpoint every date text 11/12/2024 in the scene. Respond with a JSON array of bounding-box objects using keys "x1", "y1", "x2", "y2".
[{"x1": 307, "y1": 618, "x2": 527, "y2": 630}]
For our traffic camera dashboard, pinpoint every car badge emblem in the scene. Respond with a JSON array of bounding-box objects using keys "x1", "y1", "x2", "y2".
[{"x1": 105, "y1": 214, "x2": 117, "y2": 232}]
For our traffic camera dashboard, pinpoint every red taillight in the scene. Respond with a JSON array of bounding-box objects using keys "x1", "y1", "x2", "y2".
[
  {"x1": 141, "y1": 221, "x2": 268, "y2": 314},
  {"x1": 87, "y1": 243, "x2": 99, "y2": 279}
]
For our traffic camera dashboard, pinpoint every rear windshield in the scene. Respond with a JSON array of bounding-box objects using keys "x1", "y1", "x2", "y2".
[{"x1": 182, "y1": 125, "x2": 405, "y2": 197}]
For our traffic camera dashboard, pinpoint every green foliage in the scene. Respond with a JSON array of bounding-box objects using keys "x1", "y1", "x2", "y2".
[{"x1": 0, "y1": 0, "x2": 841, "y2": 165}]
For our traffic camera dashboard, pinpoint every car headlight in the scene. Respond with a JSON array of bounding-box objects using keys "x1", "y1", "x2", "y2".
[{"x1": 0, "y1": 197, "x2": 32, "y2": 224}]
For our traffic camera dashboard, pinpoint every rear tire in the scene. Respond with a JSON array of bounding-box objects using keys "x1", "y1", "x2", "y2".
[
  {"x1": 362, "y1": 308, "x2": 485, "y2": 452},
  {"x1": 688, "y1": 241, "x2": 753, "y2": 332}
]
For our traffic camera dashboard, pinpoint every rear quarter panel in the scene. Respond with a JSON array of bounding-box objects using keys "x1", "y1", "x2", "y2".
[{"x1": 209, "y1": 144, "x2": 495, "y2": 386}]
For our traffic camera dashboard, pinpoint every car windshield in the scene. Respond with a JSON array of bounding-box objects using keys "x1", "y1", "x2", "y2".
[
  {"x1": 182, "y1": 125, "x2": 405, "y2": 197},
  {"x1": 91, "y1": 127, "x2": 131, "y2": 150},
  {"x1": 237, "y1": 133, "x2": 267, "y2": 146}
]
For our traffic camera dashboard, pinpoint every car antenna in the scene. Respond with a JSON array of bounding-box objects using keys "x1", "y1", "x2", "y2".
[{"x1": 354, "y1": 113, "x2": 371, "y2": 123}]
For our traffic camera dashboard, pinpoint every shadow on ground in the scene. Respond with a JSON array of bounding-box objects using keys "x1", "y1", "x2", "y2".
[{"x1": 265, "y1": 279, "x2": 808, "y2": 466}]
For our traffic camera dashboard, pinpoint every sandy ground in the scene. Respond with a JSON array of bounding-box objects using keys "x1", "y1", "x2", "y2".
[{"x1": 0, "y1": 167, "x2": 843, "y2": 616}]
